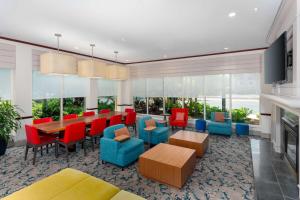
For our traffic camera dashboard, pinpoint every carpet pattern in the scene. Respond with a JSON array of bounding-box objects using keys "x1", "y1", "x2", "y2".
[{"x1": 0, "y1": 133, "x2": 254, "y2": 200}]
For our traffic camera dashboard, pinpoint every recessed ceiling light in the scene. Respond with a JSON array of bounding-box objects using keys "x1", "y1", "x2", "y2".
[
  {"x1": 125, "y1": 59, "x2": 130, "y2": 62},
  {"x1": 228, "y1": 12, "x2": 236, "y2": 18},
  {"x1": 74, "y1": 46, "x2": 79, "y2": 50},
  {"x1": 254, "y1": 8, "x2": 258, "y2": 12},
  {"x1": 224, "y1": 47, "x2": 229, "y2": 50}
]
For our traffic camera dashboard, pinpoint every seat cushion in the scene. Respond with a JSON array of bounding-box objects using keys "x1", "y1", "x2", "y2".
[
  {"x1": 209, "y1": 121, "x2": 230, "y2": 128},
  {"x1": 111, "y1": 190, "x2": 146, "y2": 200},
  {"x1": 119, "y1": 138, "x2": 144, "y2": 154}
]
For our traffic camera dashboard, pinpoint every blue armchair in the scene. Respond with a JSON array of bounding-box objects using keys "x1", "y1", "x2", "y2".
[
  {"x1": 99, "y1": 124, "x2": 144, "y2": 167},
  {"x1": 138, "y1": 116, "x2": 169, "y2": 145},
  {"x1": 207, "y1": 112, "x2": 232, "y2": 136}
]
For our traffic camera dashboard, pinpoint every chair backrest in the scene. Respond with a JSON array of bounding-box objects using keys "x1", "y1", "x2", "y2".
[
  {"x1": 83, "y1": 111, "x2": 95, "y2": 117},
  {"x1": 33, "y1": 117, "x2": 53, "y2": 125},
  {"x1": 103, "y1": 124, "x2": 125, "y2": 139},
  {"x1": 137, "y1": 116, "x2": 152, "y2": 134},
  {"x1": 62, "y1": 122, "x2": 86, "y2": 143},
  {"x1": 125, "y1": 112, "x2": 136, "y2": 125},
  {"x1": 25, "y1": 124, "x2": 41, "y2": 145},
  {"x1": 90, "y1": 118, "x2": 107, "y2": 136},
  {"x1": 171, "y1": 108, "x2": 189, "y2": 121},
  {"x1": 125, "y1": 108, "x2": 134, "y2": 113},
  {"x1": 109, "y1": 114, "x2": 122, "y2": 126},
  {"x1": 63, "y1": 114, "x2": 78, "y2": 120},
  {"x1": 211, "y1": 112, "x2": 229, "y2": 122},
  {"x1": 99, "y1": 109, "x2": 111, "y2": 114}
]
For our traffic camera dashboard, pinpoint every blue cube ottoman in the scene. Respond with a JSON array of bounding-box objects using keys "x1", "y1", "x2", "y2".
[
  {"x1": 195, "y1": 119, "x2": 206, "y2": 132},
  {"x1": 236, "y1": 123, "x2": 249, "y2": 136}
]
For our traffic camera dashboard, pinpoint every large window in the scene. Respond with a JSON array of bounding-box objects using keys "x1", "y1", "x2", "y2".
[
  {"x1": 98, "y1": 96, "x2": 116, "y2": 111},
  {"x1": 131, "y1": 73, "x2": 260, "y2": 124},
  {"x1": 97, "y1": 79, "x2": 119, "y2": 112},
  {"x1": 0, "y1": 69, "x2": 12, "y2": 100}
]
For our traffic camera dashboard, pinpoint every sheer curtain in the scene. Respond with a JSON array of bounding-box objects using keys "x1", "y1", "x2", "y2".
[
  {"x1": 131, "y1": 78, "x2": 146, "y2": 97},
  {"x1": 147, "y1": 78, "x2": 164, "y2": 97},
  {"x1": 164, "y1": 77, "x2": 183, "y2": 97},
  {"x1": 97, "y1": 79, "x2": 119, "y2": 96},
  {"x1": 0, "y1": 69, "x2": 12, "y2": 100}
]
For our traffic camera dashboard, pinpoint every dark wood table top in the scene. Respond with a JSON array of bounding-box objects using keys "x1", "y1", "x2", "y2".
[{"x1": 33, "y1": 111, "x2": 127, "y2": 134}]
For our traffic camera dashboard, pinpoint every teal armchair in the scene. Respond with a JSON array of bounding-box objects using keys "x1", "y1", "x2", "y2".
[{"x1": 207, "y1": 112, "x2": 232, "y2": 136}]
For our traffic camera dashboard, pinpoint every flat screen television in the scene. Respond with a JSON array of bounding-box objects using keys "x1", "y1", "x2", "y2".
[{"x1": 264, "y1": 32, "x2": 287, "y2": 84}]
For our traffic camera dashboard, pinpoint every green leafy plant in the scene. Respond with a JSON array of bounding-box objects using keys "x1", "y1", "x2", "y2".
[
  {"x1": 0, "y1": 99, "x2": 21, "y2": 142},
  {"x1": 231, "y1": 107, "x2": 253, "y2": 123},
  {"x1": 98, "y1": 96, "x2": 116, "y2": 112}
]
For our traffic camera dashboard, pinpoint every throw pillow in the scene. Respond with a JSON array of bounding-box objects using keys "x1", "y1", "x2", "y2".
[
  {"x1": 145, "y1": 119, "x2": 156, "y2": 128},
  {"x1": 175, "y1": 112, "x2": 185, "y2": 121},
  {"x1": 215, "y1": 112, "x2": 225, "y2": 122},
  {"x1": 114, "y1": 127, "x2": 131, "y2": 137},
  {"x1": 114, "y1": 135, "x2": 130, "y2": 142}
]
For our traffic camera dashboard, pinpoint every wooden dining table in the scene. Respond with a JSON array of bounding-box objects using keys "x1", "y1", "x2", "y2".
[{"x1": 33, "y1": 111, "x2": 127, "y2": 134}]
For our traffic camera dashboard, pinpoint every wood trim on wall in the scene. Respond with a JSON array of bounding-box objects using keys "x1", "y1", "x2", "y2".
[{"x1": 16, "y1": 116, "x2": 33, "y2": 120}]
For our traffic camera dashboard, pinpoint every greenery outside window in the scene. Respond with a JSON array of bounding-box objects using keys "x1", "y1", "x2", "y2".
[
  {"x1": 98, "y1": 96, "x2": 116, "y2": 112},
  {"x1": 148, "y1": 97, "x2": 163, "y2": 115},
  {"x1": 133, "y1": 97, "x2": 147, "y2": 114},
  {"x1": 165, "y1": 97, "x2": 183, "y2": 114}
]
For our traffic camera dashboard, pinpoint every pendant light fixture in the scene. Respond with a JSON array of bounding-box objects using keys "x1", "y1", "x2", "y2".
[
  {"x1": 40, "y1": 33, "x2": 77, "y2": 75},
  {"x1": 78, "y1": 44, "x2": 107, "y2": 78},
  {"x1": 106, "y1": 51, "x2": 128, "y2": 80}
]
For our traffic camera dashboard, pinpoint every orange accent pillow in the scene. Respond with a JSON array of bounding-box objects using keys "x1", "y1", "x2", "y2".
[
  {"x1": 175, "y1": 112, "x2": 185, "y2": 121},
  {"x1": 145, "y1": 119, "x2": 156, "y2": 128},
  {"x1": 114, "y1": 135, "x2": 130, "y2": 142},
  {"x1": 114, "y1": 127, "x2": 130, "y2": 137},
  {"x1": 215, "y1": 112, "x2": 225, "y2": 122}
]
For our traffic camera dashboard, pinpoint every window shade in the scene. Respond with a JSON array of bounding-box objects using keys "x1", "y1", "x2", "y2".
[
  {"x1": 64, "y1": 75, "x2": 89, "y2": 98},
  {"x1": 183, "y1": 76, "x2": 204, "y2": 97},
  {"x1": 131, "y1": 79, "x2": 146, "y2": 97},
  {"x1": 146, "y1": 78, "x2": 164, "y2": 97},
  {"x1": 204, "y1": 74, "x2": 229, "y2": 97},
  {"x1": 97, "y1": 79, "x2": 118, "y2": 96},
  {"x1": 0, "y1": 69, "x2": 12, "y2": 100},
  {"x1": 32, "y1": 70, "x2": 61, "y2": 99},
  {"x1": 231, "y1": 73, "x2": 260, "y2": 98},
  {"x1": 164, "y1": 77, "x2": 183, "y2": 97},
  {"x1": 0, "y1": 43, "x2": 16, "y2": 69}
]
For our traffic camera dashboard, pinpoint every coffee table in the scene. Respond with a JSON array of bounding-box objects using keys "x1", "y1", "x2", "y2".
[
  {"x1": 138, "y1": 143, "x2": 196, "y2": 188},
  {"x1": 169, "y1": 130, "x2": 209, "y2": 157}
]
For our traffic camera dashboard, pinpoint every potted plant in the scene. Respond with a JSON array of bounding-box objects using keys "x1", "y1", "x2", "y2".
[{"x1": 0, "y1": 99, "x2": 21, "y2": 156}]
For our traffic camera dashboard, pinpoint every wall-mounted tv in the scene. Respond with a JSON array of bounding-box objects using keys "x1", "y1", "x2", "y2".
[{"x1": 264, "y1": 32, "x2": 287, "y2": 84}]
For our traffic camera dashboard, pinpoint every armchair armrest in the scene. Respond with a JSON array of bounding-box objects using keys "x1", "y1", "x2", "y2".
[
  {"x1": 100, "y1": 137, "x2": 120, "y2": 157},
  {"x1": 155, "y1": 120, "x2": 165, "y2": 127},
  {"x1": 225, "y1": 118, "x2": 232, "y2": 124}
]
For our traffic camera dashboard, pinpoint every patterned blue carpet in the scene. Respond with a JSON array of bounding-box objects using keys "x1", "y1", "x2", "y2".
[{"x1": 0, "y1": 132, "x2": 254, "y2": 200}]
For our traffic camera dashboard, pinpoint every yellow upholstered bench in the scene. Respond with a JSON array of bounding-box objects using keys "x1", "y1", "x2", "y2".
[{"x1": 2, "y1": 168, "x2": 145, "y2": 200}]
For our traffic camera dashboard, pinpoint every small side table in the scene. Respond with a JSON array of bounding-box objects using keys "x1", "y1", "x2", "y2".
[
  {"x1": 236, "y1": 123, "x2": 249, "y2": 136},
  {"x1": 161, "y1": 113, "x2": 170, "y2": 121},
  {"x1": 157, "y1": 120, "x2": 167, "y2": 127},
  {"x1": 195, "y1": 119, "x2": 206, "y2": 132},
  {"x1": 144, "y1": 126, "x2": 156, "y2": 149}
]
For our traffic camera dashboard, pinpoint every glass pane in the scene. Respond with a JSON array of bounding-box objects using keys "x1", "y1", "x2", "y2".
[
  {"x1": 98, "y1": 96, "x2": 116, "y2": 111},
  {"x1": 97, "y1": 79, "x2": 119, "y2": 96},
  {"x1": 147, "y1": 78, "x2": 163, "y2": 97},
  {"x1": 132, "y1": 79, "x2": 146, "y2": 97},
  {"x1": 164, "y1": 77, "x2": 183, "y2": 97},
  {"x1": 165, "y1": 97, "x2": 183, "y2": 114},
  {"x1": 63, "y1": 97, "x2": 85, "y2": 116},
  {"x1": 185, "y1": 98, "x2": 204, "y2": 119},
  {"x1": 231, "y1": 99, "x2": 259, "y2": 124},
  {"x1": 32, "y1": 71, "x2": 61, "y2": 99},
  {"x1": 148, "y1": 97, "x2": 163, "y2": 115},
  {"x1": 133, "y1": 97, "x2": 147, "y2": 114},
  {"x1": 32, "y1": 98, "x2": 60, "y2": 121},
  {"x1": 64, "y1": 75, "x2": 89, "y2": 98},
  {"x1": 205, "y1": 98, "x2": 222, "y2": 120},
  {"x1": 0, "y1": 69, "x2": 11, "y2": 100}
]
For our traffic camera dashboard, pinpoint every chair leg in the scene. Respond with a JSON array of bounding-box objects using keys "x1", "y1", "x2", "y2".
[
  {"x1": 24, "y1": 144, "x2": 29, "y2": 161},
  {"x1": 55, "y1": 143, "x2": 58, "y2": 158},
  {"x1": 65, "y1": 145, "x2": 69, "y2": 162},
  {"x1": 40, "y1": 146, "x2": 43, "y2": 156},
  {"x1": 46, "y1": 144, "x2": 49, "y2": 154},
  {"x1": 33, "y1": 147, "x2": 37, "y2": 165},
  {"x1": 83, "y1": 141, "x2": 87, "y2": 156},
  {"x1": 94, "y1": 137, "x2": 97, "y2": 144},
  {"x1": 91, "y1": 137, "x2": 95, "y2": 152}
]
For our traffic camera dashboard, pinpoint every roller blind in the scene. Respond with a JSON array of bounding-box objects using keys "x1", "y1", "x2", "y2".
[
  {"x1": 97, "y1": 79, "x2": 118, "y2": 96},
  {"x1": 183, "y1": 76, "x2": 204, "y2": 97},
  {"x1": 64, "y1": 75, "x2": 89, "y2": 98},
  {"x1": 231, "y1": 73, "x2": 260, "y2": 98},
  {"x1": 204, "y1": 74, "x2": 229, "y2": 97},
  {"x1": 0, "y1": 69, "x2": 12, "y2": 100},
  {"x1": 131, "y1": 79, "x2": 146, "y2": 97},
  {"x1": 146, "y1": 78, "x2": 164, "y2": 97},
  {"x1": 164, "y1": 77, "x2": 184, "y2": 97},
  {"x1": 0, "y1": 43, "x2": 15, "y2": 69},
  {"x1": 32, "y1": 70, "x2": 61, "y2": 99}
]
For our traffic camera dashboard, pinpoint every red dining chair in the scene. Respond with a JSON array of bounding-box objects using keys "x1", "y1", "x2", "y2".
[
  {"x1": 109, "y1": 114, "x2": 122, "y2": 126},
  {"x1": 24, "y1": 124, "x2": 56, "y2": 165},
  {"x1": 125, "y1": 112, "x2": 137, "y2": 136},
  {"x1": 33, "y1": 117, "x2": 53, "y2": 124},
  {"x1": 125, "y1": 108, "x2": 134, "y2": 113},
  {"x1": 55, "y1": 122, "x2": 86, "y2": 162},
  {"x1": 86, "y1": 118, "x2": 106, "y2": 151},
  {"x1": 63, "y1": 114, "x2": 78, "y2": 120},
  {"x1": 99, "y1": 109, "x2": 110, "y2": 114},
  {"x1": 83, "y1": 111, "x2": 95, "y2": 117}
]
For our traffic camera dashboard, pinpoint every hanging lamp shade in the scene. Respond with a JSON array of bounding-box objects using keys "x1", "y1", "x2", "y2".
[
  {"x1": 106, "y1": 64, "x2": 129, "y2": 80},
  {"x1": 78, "y1": 59, "x2": 107, "y2": 78},
  {"x1": 40, "y1": 52, "x2": 77, "y2": 75}
]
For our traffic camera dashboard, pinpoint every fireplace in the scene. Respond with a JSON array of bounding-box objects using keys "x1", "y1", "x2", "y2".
[{"x1": 282, "y1": 113, "x2": 299, "y2": 173}]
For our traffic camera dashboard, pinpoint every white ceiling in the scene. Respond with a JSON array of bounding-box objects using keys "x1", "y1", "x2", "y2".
[{"x1": 0, "y1": 0, "x2": 281, "y2": 63}]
